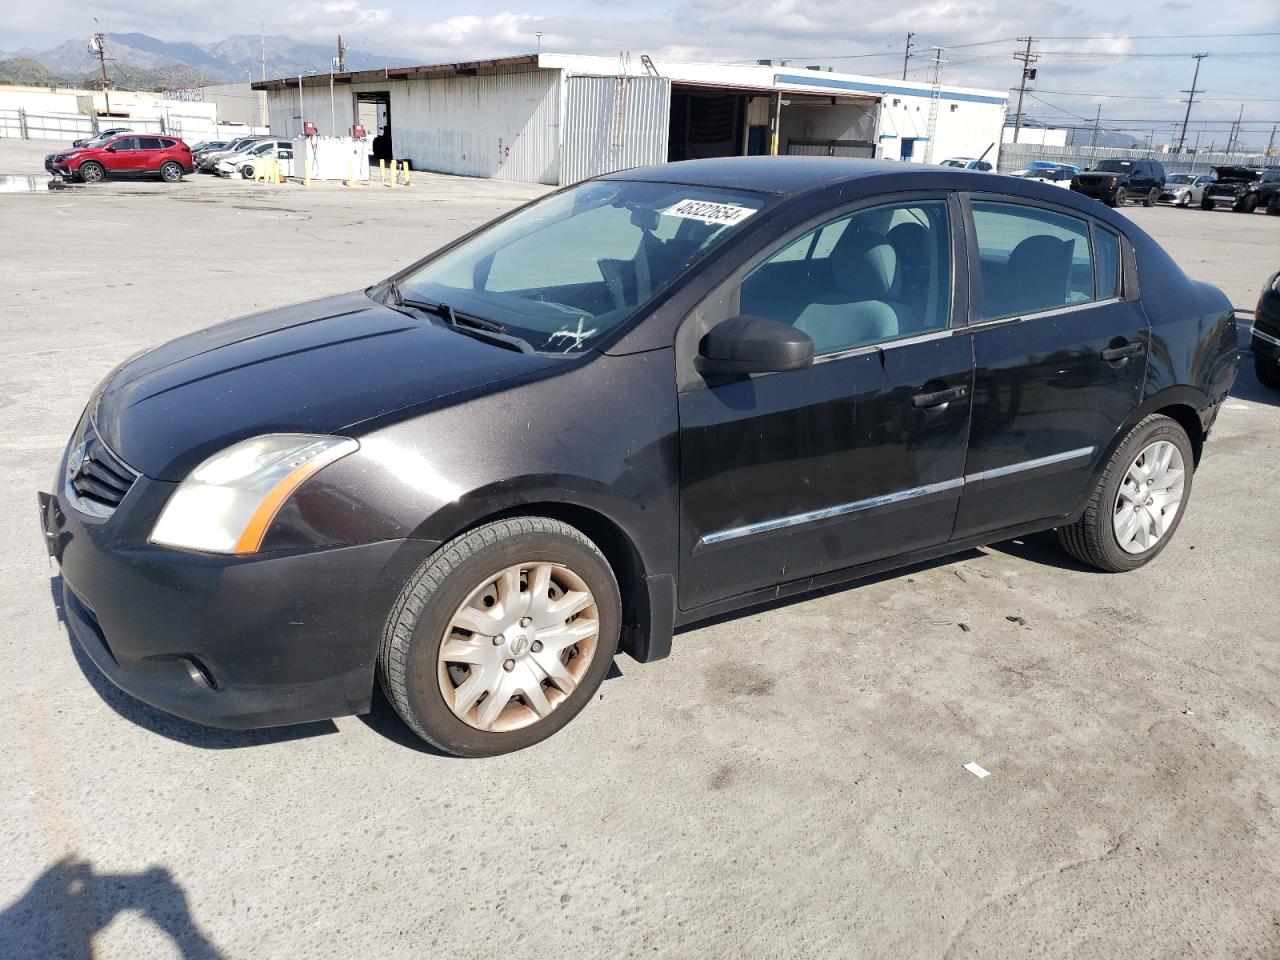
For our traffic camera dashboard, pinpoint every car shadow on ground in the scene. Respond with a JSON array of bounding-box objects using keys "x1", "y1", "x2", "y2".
[
  {"x1": 983, "y1": 529, "x2": 1101, "y2": 572},
  {"x1": 0, "y1": 856, "x2": 226, "y2": 960},
  {"x1": 49, "y1": 577, "x2": 337, "y2": 750}
]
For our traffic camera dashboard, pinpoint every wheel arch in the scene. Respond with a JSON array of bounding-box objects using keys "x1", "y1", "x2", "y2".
[{"x1": 416, "y1": 494, "x2": 675, "y2": 664}]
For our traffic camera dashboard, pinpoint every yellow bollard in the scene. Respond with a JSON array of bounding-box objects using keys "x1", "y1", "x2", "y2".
[
  {"x1": 253, "y1": 159, "x2": 264, "y2": 183},
  {"x1": 304, "y1": 154, "x2": 311, "y2": 187},
  {"x1": 390, "y1": 158, "x2": 398, "y2": 190},
  {"x1": 400, "y1": 160, "x2": 411, "y2": 187},
  {"x1": 378, "y1": 158, "x2": 386, "y2": 186}
]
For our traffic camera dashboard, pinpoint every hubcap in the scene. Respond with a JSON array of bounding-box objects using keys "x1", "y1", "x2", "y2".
[
  {"x1": 437, "y1": 561, "x2": 599, "y2": 732},
  {"x1": 1112, "y1": 440, "x2": 1185, "y2": 555}
]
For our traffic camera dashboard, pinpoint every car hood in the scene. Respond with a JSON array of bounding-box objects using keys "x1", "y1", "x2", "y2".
[
  {"x1": 1213, "y1": 166, "x2": 1261, "y2": 182},
  {"x1": 91, "y1": 290, "x2": 564, "y2": 481}
]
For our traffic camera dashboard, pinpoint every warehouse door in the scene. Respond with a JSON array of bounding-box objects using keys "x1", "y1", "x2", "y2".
[{"x1": 561, "y1": 75, "x2": 671, "y2": 185}]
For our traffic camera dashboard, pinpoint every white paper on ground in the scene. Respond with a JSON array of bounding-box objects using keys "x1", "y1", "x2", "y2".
[{"x1": 963, "y1": 761, "x2": 991, "y2": 779}]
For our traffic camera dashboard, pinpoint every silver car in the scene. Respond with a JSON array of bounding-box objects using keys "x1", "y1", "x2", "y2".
[{"x1": 1158, "y1": 174, "x2": 1214, "y2": 207}]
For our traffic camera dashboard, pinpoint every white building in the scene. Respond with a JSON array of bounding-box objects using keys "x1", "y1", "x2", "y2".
[
  {"x1": 0, "y1": 84, "x2": 257, "y2": 144},
  {"x1": 254, "y1": 53, "x2": 1008, "y2": 186}
]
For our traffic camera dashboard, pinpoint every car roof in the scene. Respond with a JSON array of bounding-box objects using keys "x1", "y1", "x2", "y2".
[{"x1": 604, "y1": 156, "x2": 981, "y2": 195}]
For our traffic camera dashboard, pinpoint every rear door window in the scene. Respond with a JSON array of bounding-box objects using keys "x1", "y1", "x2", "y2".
[
  {"x1": 970, "y1": 201, "x2": 1095, "y2": 320},
  {"x1": 139, "y1": 137, "x2": 164, "y2": 150},
  {"x1": 1093, "y1": 226, "x2": 1122, "y2": 299}
]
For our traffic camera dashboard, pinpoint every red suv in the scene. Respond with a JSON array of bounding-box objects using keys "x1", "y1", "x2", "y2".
[{"x1": 45, "y1": 135, "x2": 194, "y2": 185}]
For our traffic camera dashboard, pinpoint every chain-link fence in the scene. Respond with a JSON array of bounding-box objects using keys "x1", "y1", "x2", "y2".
[{"x1": 999, "y1": 141, "x2": 1277, "y2": 175}]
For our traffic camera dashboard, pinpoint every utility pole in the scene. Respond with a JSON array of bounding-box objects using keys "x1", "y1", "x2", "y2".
[
  {"x1": 260, "y1": 28, "x2": 266, "y2": 82},
  {"x1": 337, "y1": 35, "x2": 346, "y2": 73},
  {"x1": 1088, "y1": 102, "x2": 1102, "y2": 151},
  {"x1": 89, "y1": 32, "x2": 111, "y2": 115},
  {"x1": 1227, "y1": 104, "x2": 1243, "y2": 154},
  {"x1": 1176, "y1": 53, "x2": 1206, "y2": 152},
  {"x1": 901, "y1": 32, "x2": 914, "y2": 81},
  {"x1": 1266, "y1": 123, "x2": 1277, "y2": 160},
  {"x1": 1011, "y1": 37, "x2": 1040, "y2": 144}
]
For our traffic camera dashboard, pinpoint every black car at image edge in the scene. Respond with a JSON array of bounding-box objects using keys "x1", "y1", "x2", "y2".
[
  {"x1": 1253, "y1": 271, "x2": 1280, "y2": 389},
  {"x1": 39, "y1": 157, "x2": 1238, "y2": 756}
]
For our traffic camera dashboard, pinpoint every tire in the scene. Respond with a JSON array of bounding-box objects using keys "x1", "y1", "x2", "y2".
[
  {"x1": 1201, "y1": 197, "x2": 1214, "y2": 211},
  {"x1": 1256, "y1": 354, "x2": 1280, "y2": 390},
  {"x1": 1142, "y1": 188, "x2": 1157, "y2": 207},
  {"x1": 78, "y1": 161, "x2": 105, "y2": 185},
  {"x1": 378, "y1": 517, "x2": 621, "y2": 756},
  {"x1": 1177, "y1": 193, "x2": 1191, "y2": 208},
  {"x1": 1236, "y1": 193, "x2": 1258, "y2": 214},
  {"x1": 1056, "y1": 414, "x2": 1194, "y2": 572},
  {"x1": 1111, "y1": 187, "x2": 1127, "y2": 207},
  {"x1": 1267, "y1": 203, "x2": 1280, "y2": 217},
  {"x1": 241, "y1": 164, "x2": 255, "y2": 180},
  {"x1": 159, "y1": 161, "x2": 183, "y2": 183}
]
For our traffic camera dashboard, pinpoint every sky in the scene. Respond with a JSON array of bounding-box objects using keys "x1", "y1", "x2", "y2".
[{"x1": 5, "y1": 0, "x2": 1280, "y2": 148}]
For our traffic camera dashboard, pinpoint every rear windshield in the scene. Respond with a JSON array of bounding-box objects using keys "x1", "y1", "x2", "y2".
[{"x1": 395, "y1": 180, "x2": 774, "y2": 353}]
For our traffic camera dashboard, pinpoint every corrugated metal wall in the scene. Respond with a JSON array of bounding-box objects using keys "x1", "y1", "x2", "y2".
[
  {"x1": 561, "y1": 76, "x2": 671, "y2": 185},
  {"x1": 393, "y1": 68, "x2": 561, "y2": 184}
]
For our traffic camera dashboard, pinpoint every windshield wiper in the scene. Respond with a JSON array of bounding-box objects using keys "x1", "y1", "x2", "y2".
[{"x1": 385, "y1": 283, "x2": 535, "y2": 354}]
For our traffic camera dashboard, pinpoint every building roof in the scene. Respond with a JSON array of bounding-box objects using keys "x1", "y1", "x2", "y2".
[{"x1": 253, "y1": 52, "x2": 1008, "y2": 105}]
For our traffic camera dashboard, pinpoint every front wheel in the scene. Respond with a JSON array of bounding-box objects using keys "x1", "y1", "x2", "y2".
[
  {"x1": 1142, "y1": 187, "x2": 1157, "y2": 207},
  {"x1": 1256, "y1": 355, "x2": 1280, "y2": 390},
  {"x1": 1111, "y1": 187, "x2": 1127, "y2": 207},
  {"x1": 78, "y1": 161, "x2": 105, "y2": 184},
  {"x1": 1236, "y1": 194, "x2": 1259, "y2": 214},
  {"x1": 1057, "y1": 414, "x2": 1193, "y2": 572},
  {"x1": 159, "y1": 161, "x2": 183, "y2": 183},
  {"x1": 1177, "y1": 193, "x2": 1191, "y2": 208},
  {"x1": 1201, "y1": 197, "x2": 1214, "y2": 211},
  {"x1": 378, "y1": 517, "x2": 621, "y2": 756}
]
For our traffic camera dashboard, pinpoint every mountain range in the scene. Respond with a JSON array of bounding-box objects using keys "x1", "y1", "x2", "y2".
[{"x1": 0, "y1": 32, "x2": 413, "y2": 89}]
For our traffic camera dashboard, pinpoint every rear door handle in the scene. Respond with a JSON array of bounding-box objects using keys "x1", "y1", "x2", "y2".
[
  {"x1": 912, "y1": 385, "x2": 968, "y2": 408},
  {"x1": 1101, "y1": 341, "x2": 1144, "y2": 362}
]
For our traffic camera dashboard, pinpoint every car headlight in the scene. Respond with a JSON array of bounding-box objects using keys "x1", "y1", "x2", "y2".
[{"x1": 150, "y1": 434, "x2": 358, "y2": 554}]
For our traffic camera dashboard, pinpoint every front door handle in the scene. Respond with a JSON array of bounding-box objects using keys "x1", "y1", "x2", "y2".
[
  {"x1": 912, "y1": 385, "x2": 968, "y2": 408},
  {"x1": 1101, "y1": 341, "x2": 1144, "y2": 362}
]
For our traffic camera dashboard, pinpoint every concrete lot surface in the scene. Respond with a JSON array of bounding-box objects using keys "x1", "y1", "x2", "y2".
[{"x1": 1, "y1": 138, "x2": 1278, "y2": 959}]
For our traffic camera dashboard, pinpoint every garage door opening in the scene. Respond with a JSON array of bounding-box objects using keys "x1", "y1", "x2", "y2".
[
  {"x1": 355, "y1": 90, "x2": 393, "y2": 164},
  {"x1": 668, "y1": 86, "x2": 774, "y2": 162},
  {"x1": 778, "y1": 94, "x2": 878, "y2": 159}
]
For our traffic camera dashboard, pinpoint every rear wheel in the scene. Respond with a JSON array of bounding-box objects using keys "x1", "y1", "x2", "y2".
[
  {"x1": 1256, "y1": 355, "x2": 1280, "y2": 390},
  {"x1": 78, "y1": 161, "x2": 105, "y2": 184},
  {"x1": 159, "y1": 161, "x2": 183, "y2": 183},
  {"x1": 1236, "y1": 193, "x2": 1258, "y2": 214},
  {"x1": 1142, "y1": 187, "x2": 1157, "y2": 207},
  {"x1": 378, "y1": 517, "x2": 621, "y2": 756},
  {"x1": 1057, "y1": 415, "x2": 1193, "y2": 572}
]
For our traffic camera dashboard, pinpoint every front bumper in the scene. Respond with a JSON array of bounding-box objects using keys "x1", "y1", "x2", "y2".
[
  {"x1": 40, "y1": 444, "x2": 437, "y2": 729},
  {"x1": 1071, "y1": 182, "x2": 1118, "y2": 203},
  {"x1": 1203, "y1": 192, "x2": 1244, "y2": 208}
]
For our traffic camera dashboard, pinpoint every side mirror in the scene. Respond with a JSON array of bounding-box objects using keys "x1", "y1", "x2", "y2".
[
  {"x1": 104, "y1": 145, "x2": 117, "y2": 152},
  {"x1": 696, "y1": 315, "x2": 814, "y2": 377}
]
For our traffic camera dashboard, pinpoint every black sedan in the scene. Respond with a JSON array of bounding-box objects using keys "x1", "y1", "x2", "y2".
[
  {"x1": 40, "y1": 158, "x2": 1238, "y2": 756},
  {"x1": 1253, "y1": 271, "x2": 1280, "y2": 389}
]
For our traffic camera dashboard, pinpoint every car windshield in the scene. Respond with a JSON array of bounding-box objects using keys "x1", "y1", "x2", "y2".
[
  {"x1": 1166, "y1": 174, "x2": 1194, "y2": 184},
  {"x1": 250, "y1": 142, "x2": 274, "y2": 155},
  {"x1": 394, "y1": 179, "x2": 773, "y2": 353},
  {"x1": 940, "y1": 159, "x2": 969, "y2": 168},
  {"x1": 1093, "y1": 160, "x2": 1134, "y2": 172}
]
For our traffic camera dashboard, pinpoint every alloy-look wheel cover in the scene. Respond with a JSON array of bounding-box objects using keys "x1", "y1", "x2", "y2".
[
  {"x1": 437, "y1": 561, "x2": 600, "y2": 732},
  {"x1": 1112, "y1": 440, "x2": 1185, "y2": 555}
]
